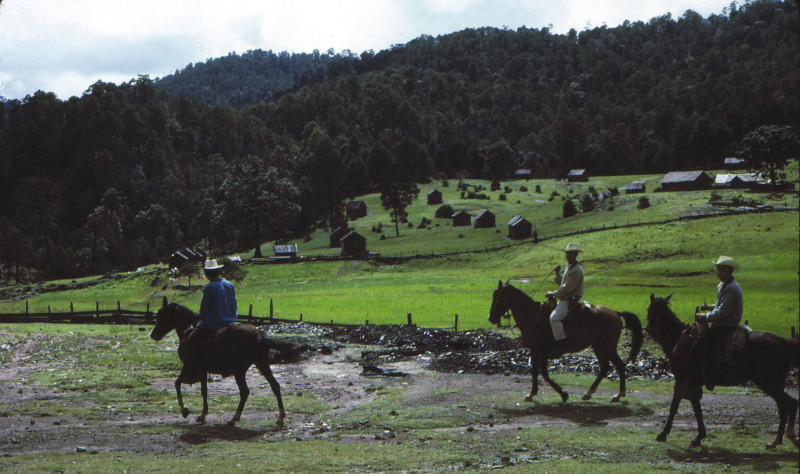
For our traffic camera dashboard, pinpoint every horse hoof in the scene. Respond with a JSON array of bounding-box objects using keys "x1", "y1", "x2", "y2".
[
  {"x1": 561, "y1": 393, "x2": 569, "y2": 403},
  {"x1": 765, "y1": 442, "x2": 779, "y2": 450},
  {"x1": 690, "y1": 439, "x2": 702, "y2": 448},
  {"x1": 226, "y1": 420, "x2": 236, "y2": 427},
  {"x1": 181, "y1": 408, "x2": 190, "y2": 418},
  {"x1": 611, "y1": 394, "x2": 623, "y2": 403},
  {"x1": 523, "y1": 395, "x2": 533, "y2": 402},
  {"x1": 656, "y1": 434, "x2": 667, "y2": 443},
  {"x1": 582, "y1": 394, "x2": 592, "y2": 401},
  {"x1": 195, "y1": 415, "x2": 206, "y2": 423}
]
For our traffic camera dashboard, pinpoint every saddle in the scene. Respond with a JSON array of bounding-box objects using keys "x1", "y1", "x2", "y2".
[
  {"x1": 672, "y1": 324, "x2": 750, "y2": 388},
  {"x1": 534, "y1": 300, "x2": 599, "y2": 328}
]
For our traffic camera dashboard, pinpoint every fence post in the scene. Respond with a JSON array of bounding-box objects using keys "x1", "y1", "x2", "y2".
[
  {"x1": 26, "y1": 300, "x2": 29, "y2": 314},
  {"x1": 407, "y1": 313, "x2": 412, "y2": 326},
  {"x1": 365, "y1": 319, "x2": 369, "y2": 325},
  {"x1": 299, "y1": 313, "x2": 303, "y2": 322},
  {"x1": 454, "y1": 314, "x2": 459, "y2": 332},
  {"x1": 270, "y1": 298, "x2": 274, "y2": 319},
  {"x1": 70, "y1": 302, "x2": 73, "y2": 313},
  {"x1": 249, "y1": 304, "x2": 253, "y2": 317},
  {"x1": 117, "y1": 301, "x2": 121, "y2": 312},
  {"x1": 96, "y1": 302, "x2": 100, "y2": 318}
]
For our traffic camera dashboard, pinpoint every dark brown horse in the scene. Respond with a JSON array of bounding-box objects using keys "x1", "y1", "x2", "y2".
[
  {"x1": 646, "y1": 293, "x2": 799, "y2": 449},
  {"x1": 489, "y1": 281, "x2": 643, "y2": 403},
  {"x1": 150, "y1": 297, "x2": 285, "y2": 427}
]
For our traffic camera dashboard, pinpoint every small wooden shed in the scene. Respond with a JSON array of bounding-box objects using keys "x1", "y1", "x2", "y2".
[
  {"x1": 451, "y1": 210, "x2": 471, "y2": 227},
  {"x1": 724, "y1": 157, "x2": 746, "y2": 170},
  {"x1": 620, "y1": 181, "x2": 646, "y2": 194},
  {"x1": 508, "y1": 216, "x2": 532, "y2": 239},
  {"x1": 567, "y1": 169, "x2": 588, "y2": 182},
  {"x1": 168, "y1": 251, "x2": 190, "y2": 270},
  {"x1": 427, "y1": 189, "x2": 443, "y2": 205},
  {"x1": 329, "y1": 226, "x2": 350, "y2": 248},
  {"x1": 514, "y1": 169, "x2": 532, "y2": 179},
  {"x1": 346, "y1": 200, "x2": 367, "y2": 219},
  {"x1": 474, "y1": 209, "x2": 496, "y2": 228},
  {"x1": 273, "y1": 244, "x2": 298, "y2": 258},
  {"x1": 730, "y1": 173, "x2": 765, "y2": 189},
  {"x1": 340, "y1": 231, "x2": 367, "y2": 256},
  {"x1": 660, "y1": 171, "x2": 713, "y2": 191}
]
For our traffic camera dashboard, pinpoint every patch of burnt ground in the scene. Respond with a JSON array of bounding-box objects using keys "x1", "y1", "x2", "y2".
[{"x1": 263, "y1": 323, "x2": 684, "y2": 381}]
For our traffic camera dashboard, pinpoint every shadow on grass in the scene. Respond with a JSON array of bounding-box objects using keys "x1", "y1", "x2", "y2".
[
  {"x1": 497, "y1": 400, "x2": 654, "y2": 424},
  {"x1": 666, "y1": 445, "x2": 798, "y2": 470},
  {"x1": 178, "y1": 423, "x2": 275, "y2": 445}
]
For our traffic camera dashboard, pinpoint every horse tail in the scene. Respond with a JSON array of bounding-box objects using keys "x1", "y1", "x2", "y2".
[
  {"x1": 787, "y1": 336, "x2": 800, "y2": 365},
  {"x1": 619, "y1": 311, "x2": 644, "y2": 364}
]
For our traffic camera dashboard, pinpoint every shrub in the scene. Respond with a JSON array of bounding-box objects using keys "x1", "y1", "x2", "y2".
[
  {"x1": 519, "y1": 185, "x2": 528, "y2": 192},
  {"x1": 581, "y1": 194, "x2": 595, "y2": 212},
  {"x1": 490, "y1": 181, "x2": 501, "y2": 191},
  {"x1": 638, "y1": 196, "x2": 651, "y2": 209},
  {"x1": 563, "y1": 200, "x2": 578, "y2": 217},
  {"x1": 219, "y1": 257, "x2": 247, "y2": 282},
  {"x1": 499, "y1": 194, "x2": 507, "y2": 201},
  {"x1": 442, "y1": 179, "x2": 449, "y2": 187},
  {"x1": 504, "y1": 186, "x2": 512, "y2": 193},
  {"x1": 435, "y1": 204, "x2": 454, "y2": 218},
  {"x1": 536, "y1": 185, "x2": 542, "y2": 193}
]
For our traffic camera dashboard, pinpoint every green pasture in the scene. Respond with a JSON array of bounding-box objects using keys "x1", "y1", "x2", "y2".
[{"x1": 3, "y1": 211, "x2": 797, "y2": 336}]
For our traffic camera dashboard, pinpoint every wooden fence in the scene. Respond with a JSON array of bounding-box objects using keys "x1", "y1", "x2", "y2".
[{"x1": 0, "y1": 300, "x2": 460, "y2": 331}]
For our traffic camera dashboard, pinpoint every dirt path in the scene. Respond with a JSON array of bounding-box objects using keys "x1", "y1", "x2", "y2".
[{"x1": 0, "y1": 343, "x2": 789, "y2": 457}]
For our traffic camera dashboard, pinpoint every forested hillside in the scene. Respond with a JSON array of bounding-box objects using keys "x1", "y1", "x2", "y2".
[{"x1": 0, "y1": 0, "x2": 797, "y2": 280}]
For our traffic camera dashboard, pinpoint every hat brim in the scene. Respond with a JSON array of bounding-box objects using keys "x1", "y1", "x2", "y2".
[{"x1": 204, "y1": 265, "x2": 224, "y2": 270}]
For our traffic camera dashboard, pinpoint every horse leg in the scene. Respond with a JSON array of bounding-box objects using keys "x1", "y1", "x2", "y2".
[
  {"x1": 256, "y1": 361, "x2": 286, "y2": 427},
  {"x1": 583, "y1": 349, "x2": 610, "y2": 401},
  {"x1": 688, "y1": 397, "x2": 707, "y2": 448},
  {"x1": 609, "y1": 350, "x2": 627, "y2": 403},
  {"x1": 523, "y1": 350, "x2": 539, "y2": 402},
  {"x1": 227, "y1": 370, "x2": 250, "y2": 426},
  {"x1": 786, "y1": 392, "x2": 799, "y2": 448},
  {"x1": 196, "y1": 373, "x2": 208, "y2": 423},
  {"x1": 175, "y1": 366, "x2": 191, "y2": 418},
  {"x1": 539, "y1": 360, "x2": 569, "y2": 403},
  {"x1": 657, "y1": 383, "x2": 684, "y2": 442},
  {"x1": 758, "y1": 384, "x2": 796, "y2": 449}
]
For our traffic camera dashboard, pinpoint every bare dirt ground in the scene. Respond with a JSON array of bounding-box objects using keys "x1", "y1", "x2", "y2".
[{"x1": 0, "y1": 324, "x2": 797, "y2": 462}]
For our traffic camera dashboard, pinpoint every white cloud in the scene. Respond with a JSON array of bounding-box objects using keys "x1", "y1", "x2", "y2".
[{"x1": 0, "y1": 0, "x2": 733, "y2": 101}]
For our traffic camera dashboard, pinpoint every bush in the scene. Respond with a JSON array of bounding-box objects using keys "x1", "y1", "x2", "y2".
[
  {"x1": 563, "y1": 200, "x2": 578, "y2": 217},
  {"x1": 490, "y1": 181, "x2": 501, "y2": 191},
  {"x1": 219, "y1": 257, "x2": 247, "y2": 282},
  {"x1": 535, "y1": 185, "x2": 542, "y2": 193},
  {"x1": 519, "y1": 185, "x2": 528, "y2": 192},
  {"x1": 638, "y1": 196, "x2": 651, "y2": 209},
  {"x1": 499, "y1": 194, "x2": 507, "y2": 201},
  {"x1": 442, "y1": 179, "x2": 449, "y2": 187},
  {"x1": 435, "y1": 204, "x2": 454, "y2": 218},
  {"x1": 581, "y1": 194, "x2": 595, "y2": 212},
  {"x1": 504, "y1": 186, "x2": 512, "y2": 193}
]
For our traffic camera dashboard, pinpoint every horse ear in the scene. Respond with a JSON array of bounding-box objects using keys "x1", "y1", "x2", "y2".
[
  {"x1": 504, "y1": 279, "x2": 510, "y2": 286},
  {"x1": 498, "y1": 280, "x2": 503, "y2": 289},
  {"x1": 162, "y1": 296, "x2": 168, "y2": 308},
  {"x1": 650, "y1": 293, "x2": 655, "y2": 303},
  {"x1": 666, "y1": 293, "x2": 673, "y2": 303}
]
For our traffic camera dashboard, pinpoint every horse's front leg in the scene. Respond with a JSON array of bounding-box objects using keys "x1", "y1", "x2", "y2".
[
  {"x1": 688, "y1": 396, "x2": 707, "y2": 448},
  {"x1": 175, "y1": 366, "x2": 191, "y2": 418},
  {"x1": 524, "y1": 350, "x2": 539, "y2": 402},
  {"x1": 227, "y1": 370, "x2": 250, "y2": 426},
  {"x1": 539, "y1": 359, "x2": 569, "y2": 403},
  {"x1": 196, "y1": 373, "x2": 208, "y2": 423},
  {"x1": 657, "y1": 382, "x2": 684, "y2": 442}
]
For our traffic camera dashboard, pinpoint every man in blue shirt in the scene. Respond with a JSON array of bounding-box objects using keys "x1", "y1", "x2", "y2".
[{"x1": 182, "y1": 259, "x2": 238, "y2": 373}]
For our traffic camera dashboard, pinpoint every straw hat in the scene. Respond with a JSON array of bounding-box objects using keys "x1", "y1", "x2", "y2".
[
  {"x1": 712, "y1": 255, "x2": 738, "y2": 270},
  {"x1": 204, "y1": 259, "x2": 224, "y2": 270},
  {"x1": 564, "y1": 243, "x2": 581, "y2": 253}
]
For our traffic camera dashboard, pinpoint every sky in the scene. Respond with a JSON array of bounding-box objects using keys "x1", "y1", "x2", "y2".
[{"x1": 0, "y1": 0, "x2": 735, "y2": 101}]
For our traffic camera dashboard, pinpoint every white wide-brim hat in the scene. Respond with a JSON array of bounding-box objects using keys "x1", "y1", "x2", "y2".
[
  {"x1": 204, "y1": 259, "x2": 224, "y2": 270},
  {"x1": 712, "y1": 255, "x2": 738, "y2": 270},
  {"x1": 564, "y1": 243, "x2": 581, "y2": 253}
]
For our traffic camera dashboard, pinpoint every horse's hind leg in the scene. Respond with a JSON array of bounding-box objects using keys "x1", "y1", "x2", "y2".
[
  {"x1": 688, "y1": 397, "x2": 707, "y2": 448},
  {"x1": 196, "y1": 374, "x2": 208, "y2": 423},
  {"x1": 583, "y1": 349, "x2": 610, "y2": 401},
  {"x1": 759, "y1": 384, "x2": 796, "y2": 449},
  {"x1": 609, "y1": 350, "x2": 627, "y2": 402},
  {"x1": 256, "y1": 361, "x2": 286, "y2": 427}
]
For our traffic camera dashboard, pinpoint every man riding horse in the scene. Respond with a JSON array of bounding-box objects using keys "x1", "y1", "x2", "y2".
[
  {"x1": 545, "y1": 243, "x2": 584, "y2": 358},
  {"x1": 691, "y1": 255, "x2": 745, "y2": 390}
]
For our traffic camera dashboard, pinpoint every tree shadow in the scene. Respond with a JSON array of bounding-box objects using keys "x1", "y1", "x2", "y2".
[
  {"x1": 177, "y1": 423, "x2": 276, "y2": 445},
  {"x1": 497, "y1": 400, "x2": 653, "y2": 424}
]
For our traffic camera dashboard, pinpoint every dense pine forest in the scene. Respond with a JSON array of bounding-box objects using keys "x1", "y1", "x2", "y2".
[{"x1": 0, "y1": 0, "x2": 798, "y2": 280}]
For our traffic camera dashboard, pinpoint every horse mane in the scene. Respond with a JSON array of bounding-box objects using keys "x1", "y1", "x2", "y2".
[
  {"x1": 650, "y1": 297, "x2": 689, "y2": 335},
  {"x1": 169, "y1": 303, "x2": 200, "y2": 323},
  {"x1": 504, "y1": 284, "x2": 543, "y2": 309}
]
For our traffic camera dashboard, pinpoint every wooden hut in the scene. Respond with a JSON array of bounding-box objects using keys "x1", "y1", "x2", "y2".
[
  {"x1": 273, "y1": 244, "x2": 298, "y2": 258},
  {"x1": 660, "y1": 171, "x2": 713, "y2": 191},
  {"x1": 427, "y1": 189, "x2": 443, "y2": 205},
  {"x1": 620, "y1": 181, "x2": 646, "y2": 194},
  {"x1": 567, "y1": 169, "x2": 588, "y2": 182},
  {"x1": 507, "y1": 216, "x2": 532, "y2": 239},
  {"x1": 730, "y1": 173, "x2": 765, "y2": 189},
  {"x1": 346, "y1": 200, "x2": 367, "y2": 219},
  {"x1": 514, "y1": 169, "x2": 532, "y2": 179},
  {"x1": 714, "y1": 174, "x2": 736, "y2": 187},
  {"x1": 474, "y1": 209, "x2": 496, "y2": 228},
  {"x1": 724, "y1": 157, "x2": 745, "y2": 170},
  {"x1": 451, "y1": 210, "x2": 471, "y2": 227},
  {"x1": 340, "y1": 231, "x2": 367, "y2": 256},
  {"x1": 168, "y1": 252, "x2": 190, "y2": 270},
  {"x1": 329, "y1": 226, "x2": 349, "y2": 248}
]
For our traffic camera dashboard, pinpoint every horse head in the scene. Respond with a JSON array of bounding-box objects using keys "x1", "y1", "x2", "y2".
[
  {"x1": 645, "y1": 293, "x2": 675, "y2": 342},
  {"x1": 488, "y1": 280, "x2": 511, "y2": 326},
  {"x1": 150, "y1": 296, "x2": 198, "y2": 341}
]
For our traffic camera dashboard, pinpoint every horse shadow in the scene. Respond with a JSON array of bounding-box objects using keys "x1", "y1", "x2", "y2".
[
  {"x1": 665, "y1": 445, "x2": 797, "y2": 469},
  {"x1": 497, "y1": 400, "x2": 653, "y2": 425},
  {"x1": 177, "y1": 422, "x2": 277, "y2": 445}
]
